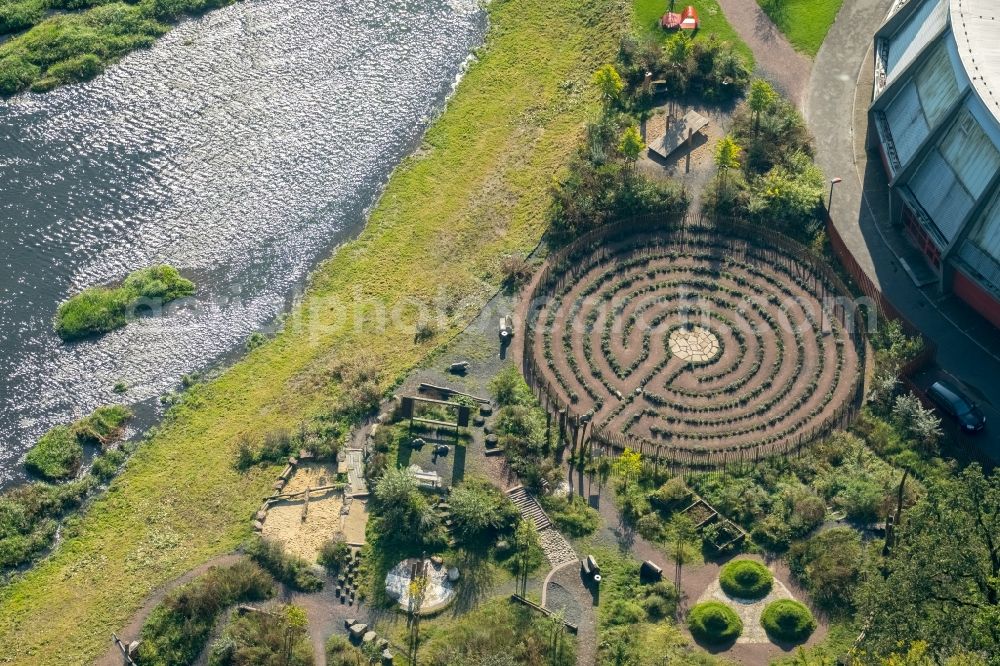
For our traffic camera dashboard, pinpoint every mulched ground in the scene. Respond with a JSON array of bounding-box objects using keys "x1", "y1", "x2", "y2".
[{"x1": 528, "y1": 230, "x2": 862, "y2": 459}]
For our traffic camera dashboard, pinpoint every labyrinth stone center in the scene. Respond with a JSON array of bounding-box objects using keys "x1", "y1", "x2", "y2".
[{"x1": 668, "y1": 326, "x2": 721, "y2": 363}]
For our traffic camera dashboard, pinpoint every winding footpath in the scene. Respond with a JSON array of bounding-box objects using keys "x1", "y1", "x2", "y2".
[{"x1": 715, "y1": 0, "x2": 811, "y2": 106}]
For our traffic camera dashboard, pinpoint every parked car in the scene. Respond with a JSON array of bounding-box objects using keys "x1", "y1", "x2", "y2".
[{"x1": 927, "y1": 381, "x2": 986, "y2": 433}]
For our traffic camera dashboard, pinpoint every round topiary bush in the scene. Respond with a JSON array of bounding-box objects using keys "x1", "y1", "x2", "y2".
[
  {"x1": 760, "y1": 599, "x2": 817, "y2": 643},
  {"x1": 687, "y1": 601, "x2": 743, "y2": 645},
  {"x1": 719, "y1": 559, "x2": 773, "y2": 600}
]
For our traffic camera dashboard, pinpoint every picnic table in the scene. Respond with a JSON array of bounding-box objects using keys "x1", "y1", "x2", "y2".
[{"x1": 648, "y1": 110, "x2": 709, "y2": 160}]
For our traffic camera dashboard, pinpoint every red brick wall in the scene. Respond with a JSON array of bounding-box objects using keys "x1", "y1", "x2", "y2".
[{"x1": 953, "y1": 268, "x2": 1000, "y2": 330}]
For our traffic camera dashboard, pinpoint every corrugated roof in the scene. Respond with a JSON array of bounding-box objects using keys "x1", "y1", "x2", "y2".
[
  {"x1": 951, "y1": 0, "x2": 1000, "y2": 122},
  {"x1": 886, "y1": 0, "x2": 949, "y2": 82}
]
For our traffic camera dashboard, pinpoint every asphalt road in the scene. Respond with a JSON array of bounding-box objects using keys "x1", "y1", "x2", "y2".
[{"x1": 803, "y1": 0, "x2": 1000, "y2": 464}]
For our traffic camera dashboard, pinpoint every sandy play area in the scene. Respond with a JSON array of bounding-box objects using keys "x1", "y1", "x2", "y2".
[{"x1": 261, "y1": 463, "x2": 368, "y2": 563}]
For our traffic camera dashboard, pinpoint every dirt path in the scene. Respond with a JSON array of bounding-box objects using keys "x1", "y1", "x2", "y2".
[
  {"x1": 93, "y1": 553, "x2": 245, "y2": 666},
  {"x1": 714, "y1": 0, "x2": 812, "y2": 107}
]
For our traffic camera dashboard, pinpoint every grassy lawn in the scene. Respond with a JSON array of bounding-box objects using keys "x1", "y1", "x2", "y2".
[
  {"x1": 755, "y1": 0, "x2": 844, "y2": 56},
  {"x1": 632, "y1": 0, "x2": 755, "y2": 68},
  {"x1": 0, "y1": 0, "x2": 625, "y2": 662}
]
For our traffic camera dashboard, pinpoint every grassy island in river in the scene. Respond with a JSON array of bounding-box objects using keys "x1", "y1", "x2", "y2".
[
  {"x1": 0, "y1": 0, "x2": 623, "y2": 661},
  {"x1": 54, "y1": 264, "x2": 195, "y2": 341},
  {"x1": 0, "y1": 0, "x2": 238, "y2": 96}
]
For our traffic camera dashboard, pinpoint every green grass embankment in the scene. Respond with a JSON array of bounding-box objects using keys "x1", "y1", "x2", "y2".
[
  {"x1": 755, "y1": 0, "x2": 844, "y2": 56},
  {"x1": 55, "y1": 265, "x2": 194, "y2": 341},
  {"x1": 0, "y1": 0, "x2": 624, "y2": 661},
  {"x1": 632, "y1": 0, "x2": 755, "y2": 67}
]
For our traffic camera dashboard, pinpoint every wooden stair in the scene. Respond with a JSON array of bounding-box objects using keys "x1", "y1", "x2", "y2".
[{"x1": 507, "y1": 485, "x2": 551, "y2": 531}]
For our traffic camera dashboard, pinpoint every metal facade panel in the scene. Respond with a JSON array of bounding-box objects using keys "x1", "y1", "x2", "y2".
[
  {"x1": 940, "y1": 110, "x2": 1000, "y2": 199},
  {"x1": 911, "y1": 148, "x2": 973, "y2": 240},
  {"x1": 885, "y1": 81, "x2": 929, "y2": 166},
  {"x1": 886, "y1": 0, "x2": 947, "y2": 82},
  {"x1": 958, "y1": 241, "x2": 1000, "y2": 288},
  {"x1": 915, "y1": 40, "x2": 963, "y2": 127},
  {"x1": 971, "y1": 195, "x2": 1000, "y2": 261}
]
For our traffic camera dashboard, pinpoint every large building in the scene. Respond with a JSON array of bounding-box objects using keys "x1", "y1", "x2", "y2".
[{"x1": 870, "y1": 0, "x2": 1000, "y2": 328}]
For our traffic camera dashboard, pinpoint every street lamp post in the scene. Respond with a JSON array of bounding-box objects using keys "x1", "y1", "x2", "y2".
[{"x1": 827, "y1": 177, "x2": 843, "y2": 217}]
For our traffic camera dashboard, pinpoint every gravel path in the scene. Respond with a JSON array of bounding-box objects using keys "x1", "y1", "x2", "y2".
[{"x1": 714, "y1": 0, "x2": 812, "y2": 107}]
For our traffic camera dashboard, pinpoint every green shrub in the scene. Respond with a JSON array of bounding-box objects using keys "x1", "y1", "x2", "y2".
[
  {"x1": 649, "y1": 476, "x2": 690, "y2": 511},
  {"x1": 639, "y1": 581, "x2": 678, "y2": 620},
  {"x1": 751, "y1": 513, "x2": 792, "y2": 552},
  {"x1": 55, "y1": 287, "x2": 132, "y2": 340},
  {"x1": 0, "y1": 479, "x2": 93, "y2": 569},
  {"x1": 245, "y1": 536, "x2": 323, "y2": 592},
  {"x1": 89, "y1": 448, "x2": 127, "y2": 482},
  {"x1": 719, "y1": 559, "x2": 773, "y2": 600},
  {"x1": 449, "y1": 476, "x2": 520, "y2": 548},
  {"x1": 606, "y1": 598, "x2": 645, "y2": 625},
  {"x1": 45, "y1": 53, "x2": 102, "y2": 83},
  {"x1": 687, "y1": 601, "x2": 742, "y2": 645},
  {"x1": 138, "y1": 561, "x2": 274, "y2": 666},
  {"x1": 74, "y1": 404, "x2": 132, "y2": 445},
  {"x1": 0, "y1": 0, "x2": 46, "y2": 35},
  {"x1": 760, "y1": 599, "x2": 816, "y2": 643},
  {"x1": 787, "y1": 527, "x2": 862, "y2": 613},
  {"x1": 317, "y1": 536, "x2": 350, "y2": 573},
  {"x1": 24, "y1": 405, "x2": 131, "y2": 482},
  {"x1": 207, "y1": 603, "x2": 312, "y2": 666},
  {"x1": 490, "y1": 363, "x2": 533, "y2": 406},
  {"x1": 325, "y1": 635, "x2": 363, "y2": 666},
  {"x1": 55, "y1": 265, "x2": 194, "y2": 340},
  {"x1": 417, "y1": 597, "x2": 575, "y2": 665},
  {"x1": 24, "y1": 426, "x2": 83, "y2": 482},
  {"x1": 0, "y1": 56, "x2": 39, "y2": 95},
  {"x1": 540, "y1": 493, "x2": 601, "y2": 536}
]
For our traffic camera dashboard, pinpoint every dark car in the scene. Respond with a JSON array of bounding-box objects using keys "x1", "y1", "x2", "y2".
[{"x1": 927, "y1": 381, "x2": 986, "y2": 433}]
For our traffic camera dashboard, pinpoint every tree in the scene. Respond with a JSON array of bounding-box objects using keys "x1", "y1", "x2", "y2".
[
  {"x1": 618, "y1": 125, "x2": 645, "y2": 175},
  {"x1": 869, "y1": 369, "x2": 900, "y2": 413},
  {"x1": 746, "y1": 151, "x2": 823, "y2": 232},
  {"x1": 856, "y1": 465, "x2": 1000, "y2": 662},
  {"x1": 747, "y1": 79, "x2": 778, "y2": 136},
  {"x1": 615, "y1": 448, "x2": 643, "y2": 482},
  {"x1": 714, "y1": 135, "x2": 742, "y2": 204},
  {"x1": 787, "y1": 527, "x2": 862, "y2": 612},
  {"x1": 371, "y1": 466, "x2": 441, "y2": 547},
  {"x1": 891, "y1": 392, "x2": 943, "y2": 452},
  {"x1": 592, "y1": 64, "x2": 624, "y2": 109}
]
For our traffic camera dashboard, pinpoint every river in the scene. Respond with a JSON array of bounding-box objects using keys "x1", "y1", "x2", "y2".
[{"x1": 0, "y1": 0, "x2": 486, "y2": 484}]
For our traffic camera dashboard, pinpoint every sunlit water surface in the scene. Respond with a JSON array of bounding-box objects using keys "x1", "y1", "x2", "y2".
[{"x1": 0, "y1": 0, "x2": 486, "y2": 484}]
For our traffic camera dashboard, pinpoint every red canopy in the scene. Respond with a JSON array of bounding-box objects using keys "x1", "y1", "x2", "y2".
[{"x1": 679, "y1": 5, "x2": 699, "y2": 30}]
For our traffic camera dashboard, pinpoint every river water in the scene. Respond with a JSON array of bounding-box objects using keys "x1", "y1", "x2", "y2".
[{"x1": 0, "y1": 0, "x2": 486, "y2": 484}]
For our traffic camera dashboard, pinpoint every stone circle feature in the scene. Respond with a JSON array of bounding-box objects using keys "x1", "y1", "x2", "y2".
[
  {"x1": 527, "y1": 226, "x2": 864, "y2": 462},
  {"x1": 669, "y1": 325, "x2": 721, "y2": 363},
  {"x1": 385, "y1": 558, "x2": 455, "y2": 614}
]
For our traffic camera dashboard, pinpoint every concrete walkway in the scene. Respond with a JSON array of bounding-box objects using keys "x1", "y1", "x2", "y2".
[
  {"x1": 715, "y1": 0, "x2": 812, "y2": 106},
  {"x1": 804, "y1": 0, "x2": 1000, "y2": 463}
]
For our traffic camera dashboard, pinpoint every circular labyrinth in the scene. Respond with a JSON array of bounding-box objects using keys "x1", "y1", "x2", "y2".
[{"x1": 528, "y1": 226, "x2": 864, "y2": 461}]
